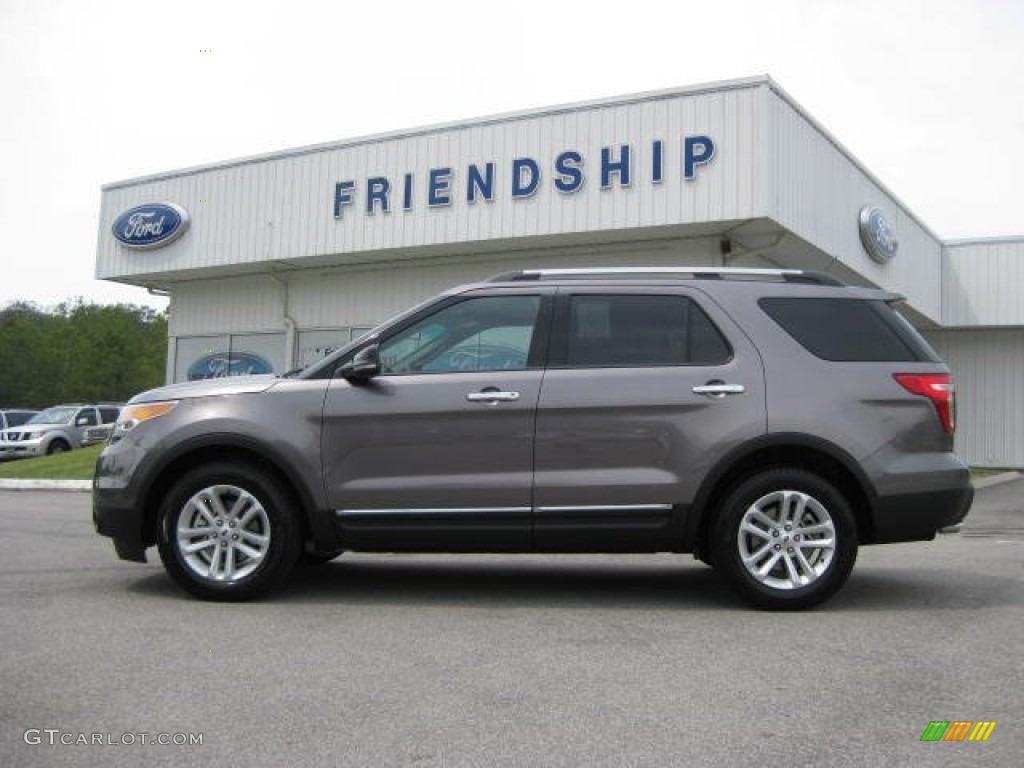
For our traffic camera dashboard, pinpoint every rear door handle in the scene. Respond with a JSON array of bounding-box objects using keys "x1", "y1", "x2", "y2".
[
  {"x1": 466, "y1": 390, "x2": 521, "y2": 403},
  {"x1": 692, "y1": 383, "x2": 745, "y2": 398}
]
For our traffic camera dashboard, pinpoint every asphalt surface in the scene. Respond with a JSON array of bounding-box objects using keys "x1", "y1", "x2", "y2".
[{"x1": 1, "y1": 481, "x2": 1022, "y2": 768}]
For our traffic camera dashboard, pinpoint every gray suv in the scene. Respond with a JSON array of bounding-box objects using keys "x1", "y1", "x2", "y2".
[{"x1": 93, "y1": 268, "x2": 973, "y2": 608}]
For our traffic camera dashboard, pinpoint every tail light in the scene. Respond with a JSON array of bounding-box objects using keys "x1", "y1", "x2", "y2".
[{"x1": 894, "y1": 373, "x2": 955, "y2": 434}]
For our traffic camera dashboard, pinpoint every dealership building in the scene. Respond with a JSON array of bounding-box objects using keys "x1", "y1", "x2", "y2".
[{"x1": 95, "y1": 76, "x2": 1023, "y2": 468}]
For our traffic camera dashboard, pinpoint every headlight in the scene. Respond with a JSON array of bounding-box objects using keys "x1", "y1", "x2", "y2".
[{"x1": 111, "y1": 401, "x2": 178, "y2": 442}]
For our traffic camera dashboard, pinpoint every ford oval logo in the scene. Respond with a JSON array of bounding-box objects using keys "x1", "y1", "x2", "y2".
[
  {"x1": 858, "y1": 205, "x2": 899, "y2": 264},
  {"x1": 187, "y1": 352, "x2": 273, "y2": 381},
  {"x1": 112, "y1": 202, "x2": 190, "y2": 250}
]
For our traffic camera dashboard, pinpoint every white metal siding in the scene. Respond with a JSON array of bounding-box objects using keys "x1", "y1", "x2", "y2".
[
  {"x1": 761, "y1": 88, "x2": 943, "y2": 322},
  {"x1": 942, "y1": 239, "x2": 1024, "y2": 327},
  {"x1": 926, "y1": 329, "x2": 1024, "y2": 468},
  {"x1": 169, "y1": 237, "x2": 733, "y2": 335},
  {"x1": 97, "y1": 84, "x2": 762, "y2": 282},
  {"x1": 168, "y1": 275, "x2": 284, "y2": 336}
]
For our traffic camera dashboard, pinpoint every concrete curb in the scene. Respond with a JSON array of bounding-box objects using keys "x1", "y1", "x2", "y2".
[
  {"x1": 0, "y1": 479, "x2": 92, "y2": 492},
  {"x1": 972, "y1": 471, "x2": 1022, "y2": 490}
]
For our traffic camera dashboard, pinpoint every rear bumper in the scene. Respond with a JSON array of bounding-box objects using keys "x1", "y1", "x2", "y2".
[{"x1": 869, "y1": 483, "x2": 974, "y2": 544}]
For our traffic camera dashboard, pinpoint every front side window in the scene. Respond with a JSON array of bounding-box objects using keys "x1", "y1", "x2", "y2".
[
  {"x1": 379, "y1": 295, "x2": 542, "y2": 374},
  {"x1": 562, "y1": 294, "x2": 731, "y2": 367}
]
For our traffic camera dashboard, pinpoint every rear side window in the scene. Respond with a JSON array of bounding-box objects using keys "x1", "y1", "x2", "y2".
[
  {"x1": 7, "y1": 412, "x2": 34, "y2": 427},
  {"x1": 759, "y1": 298, "x2": 940, "y2": 362},
  {"x1": 99, "y1": 407, "x2": 121, "y2": 423},
  {"x1": 561, "y1": 295, "x2": 731, "y2": 367}
]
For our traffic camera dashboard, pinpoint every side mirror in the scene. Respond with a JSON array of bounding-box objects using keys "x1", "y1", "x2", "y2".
[
  {"x1": 76, "y1": 417, "x2": 89, "y2": 426},
  {"x1": 339, "y1": 344, "x2": 381, "y2": 382}
]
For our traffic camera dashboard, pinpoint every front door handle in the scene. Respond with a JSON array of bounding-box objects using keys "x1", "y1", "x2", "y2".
[
  {"x1": 692, "y1": 382, "x2": 746, "y2": 398},
  {"x1": 466, "y1": 390, "x2": 521, "y2": 403}
]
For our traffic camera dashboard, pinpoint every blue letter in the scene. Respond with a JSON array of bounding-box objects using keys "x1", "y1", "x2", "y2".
[
  {"x1": 684, "y1": 136, "x2": 715, "y2": 180},
  {"x1": 428, "y1": 168, "x2": 452, "y2": 207},
  {"x1": 600, "y1": 145, "x2": 631, "y2": 189},
  {"x1": 366, "y1": 177, "x2": 391, "y2": 214},
  {"x1": 467, "y1": 163, "x2": 495, "y2": 203},
  {"x1": 512, "y1": 158, "x2": 540, "y2": 198},
  {"x1": 334, "y1": 181, "x2": 355, "y2": 218},
  {"x1": 554, "y1": 151, "x2": 584, "y2": 194},
  {"x1": 403, "y1": 173, "x2": 414, "y2": 211},
  {"x1": 652, "y1": 140, "x2": 664, "y2": 183}
]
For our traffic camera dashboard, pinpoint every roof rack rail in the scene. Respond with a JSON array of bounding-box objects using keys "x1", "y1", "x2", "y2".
[{"x1": 488, "y1": 267, "x2": 846, "y2": 286}]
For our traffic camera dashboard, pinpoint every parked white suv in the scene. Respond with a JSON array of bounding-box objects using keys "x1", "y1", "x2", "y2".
[{"x1": 0, "y1": 404, "x2": 122, "y2": 458}]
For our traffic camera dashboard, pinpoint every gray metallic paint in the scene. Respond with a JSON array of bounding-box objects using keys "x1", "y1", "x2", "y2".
[{"x1": 94, "y1": 273, "x2": 972, "y2": 562}]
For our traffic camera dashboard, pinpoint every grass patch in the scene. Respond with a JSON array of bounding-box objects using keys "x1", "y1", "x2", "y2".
[
  {"x1": 0, "y1": 444, "x2": 103, "y2": 480},
  {"x1": 970, "y1": 467, "x2": 1017, "y2": 481}
]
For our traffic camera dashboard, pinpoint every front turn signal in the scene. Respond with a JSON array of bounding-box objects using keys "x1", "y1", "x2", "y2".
[{"x1": 111, "y1": 401, "x2": 178, "y2": 441}]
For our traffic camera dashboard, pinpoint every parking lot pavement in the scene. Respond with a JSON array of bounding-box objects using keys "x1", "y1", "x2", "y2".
[{"x1": 1, "y1": 482, "x2": 1022, "y2": 768}]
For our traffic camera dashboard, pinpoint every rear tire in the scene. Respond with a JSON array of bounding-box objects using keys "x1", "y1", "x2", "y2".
[
  {"x1": 711, "y1": 468, "x2": 858, "y2": 610},
  {"x1": 157, "y1": 461, "x2": 302, "y2": 601}
]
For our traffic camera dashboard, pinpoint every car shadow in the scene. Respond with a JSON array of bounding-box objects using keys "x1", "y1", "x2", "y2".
[
  {"x1": 125, "y1": 556, "x2": 1022, "y2": 613},
  {"x1": 278, "y1": 556, "x2": 737, "y2": 610}
]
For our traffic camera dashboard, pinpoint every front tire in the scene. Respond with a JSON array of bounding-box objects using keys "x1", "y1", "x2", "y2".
[
  {"x1": 712, "y1": 469, "x2": 858, "y2": 610},
  {"x1": 157, "y1": 461, "x2": 302, "y2": 600},
  {"x1": 47, "y1": 440, "x2": 70, "y2": 455}
]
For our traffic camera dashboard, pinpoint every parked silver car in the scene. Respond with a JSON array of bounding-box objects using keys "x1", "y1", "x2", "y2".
[
  {"x1": 94, "y1": 267, "x2": 972, "y2": 608},
  {"x1": 1, "y1": 403, "x2": 122, "y2": 458}
]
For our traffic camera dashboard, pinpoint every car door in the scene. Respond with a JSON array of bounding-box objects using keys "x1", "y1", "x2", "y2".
[
  {"x1": 533, "y1": 287, "x2": 766, "y2": 551},
  {"x1": 322, "y1": 288, "x2": 553, "y2": 552},
  {"x1": 73, "y1": 407, "x2": 99, "y2": 443}
]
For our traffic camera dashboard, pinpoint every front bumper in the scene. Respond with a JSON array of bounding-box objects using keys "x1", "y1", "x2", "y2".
[
  {"x1": 0, "y1": 441, "x2": 43, "y2": 458},
  {"x1": 93, "y1": 486, "x2": 149, "y2": 562}
]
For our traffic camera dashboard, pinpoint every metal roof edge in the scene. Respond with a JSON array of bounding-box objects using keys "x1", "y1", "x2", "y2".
[
  {"x1": 100, "y1": 76, "x2": 772, "y2": 191},
  {"x1": 942, "y1": 235, "x2": 1024, "y2": 247},
  {"x1": 760, "y1": 77, "x2": 944, "y2": 245}
]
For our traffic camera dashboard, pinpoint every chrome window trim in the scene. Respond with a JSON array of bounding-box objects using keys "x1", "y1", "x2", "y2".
[
  {"x1": 534, "y1": 504, "x2": 673, "y2": 514},
  {"x1": 336, "y1": 507, "x2": 532, "y2": 517}
]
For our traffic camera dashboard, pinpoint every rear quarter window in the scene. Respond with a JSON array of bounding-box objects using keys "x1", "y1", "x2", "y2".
[{"x1": 759, "y1": 297, "x2": 940, "y2": 362}]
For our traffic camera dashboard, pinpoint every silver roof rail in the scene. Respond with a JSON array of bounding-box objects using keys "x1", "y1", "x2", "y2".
[{"x1": 488, "y1": 267, "x2": 845, "y2": 286}]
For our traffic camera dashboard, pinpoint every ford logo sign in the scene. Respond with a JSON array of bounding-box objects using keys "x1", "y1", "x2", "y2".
[
  {"x1": 187, "y1": 352, "x2": 273, "y2": 381},
  {"x1": 858, "y1": 205, "x2": 898, "y2": 264},
  {"x1": 112, "y1": 202, "x2": 190, "y2": 250}
]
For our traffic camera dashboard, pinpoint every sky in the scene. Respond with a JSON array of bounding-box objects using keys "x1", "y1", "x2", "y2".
[{"x1": 0, "y1": 0, "x2": 1021, "y2": 311}]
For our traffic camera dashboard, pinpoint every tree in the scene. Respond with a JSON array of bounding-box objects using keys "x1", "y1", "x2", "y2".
[{"x1": 0, "y1": 301, "x2": 167, "y2": 408}]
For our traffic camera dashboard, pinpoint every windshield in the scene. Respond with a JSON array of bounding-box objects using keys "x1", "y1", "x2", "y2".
[{"x1": 27, "y1": 407, "x2": 76, "y2": 425}]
